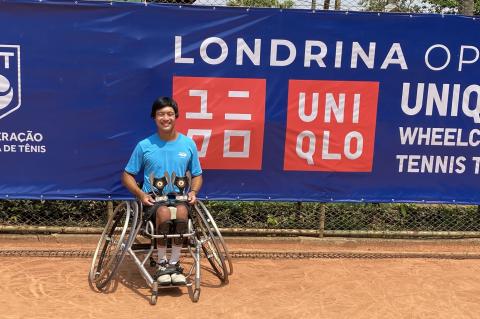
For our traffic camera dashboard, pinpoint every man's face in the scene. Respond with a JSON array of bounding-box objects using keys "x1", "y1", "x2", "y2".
[{"x1": 154, "y1": 106, "x2": 177, "y2": 134}]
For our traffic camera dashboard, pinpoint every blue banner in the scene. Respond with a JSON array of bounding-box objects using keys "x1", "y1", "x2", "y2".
[{"x1": 1, "y1": 0, "x2": 479, "y2": 203}]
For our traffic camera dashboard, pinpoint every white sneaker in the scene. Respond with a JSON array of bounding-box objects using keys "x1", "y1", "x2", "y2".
[
  {"x1": 157, "y1": 273, "x2": 171, "y2": 286},
  {"x1": 170, "y1": 262, "x2": 187, "y2": 285},
  {"x1": 156, "y1": 263, "x2": 172, "y2": 286},
  {"x1": 171, "y1": 272, "x2": 186, "y2": 286}
]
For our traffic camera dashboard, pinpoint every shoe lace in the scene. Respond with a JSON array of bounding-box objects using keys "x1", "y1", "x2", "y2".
[{"x1": 170, "y1": 263, "x2": 184, "y2": 274}]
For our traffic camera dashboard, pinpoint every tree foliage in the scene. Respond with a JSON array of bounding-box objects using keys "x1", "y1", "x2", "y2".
[
  {"x1": 360, "y1": 0, "x2": 423, "y2": 12},
  {"x1": 361, "y1": 0, "x2": 479, "y2": 14},
  {"x1": 426, "y1": 0, "x2": 479, "y2": 14}
]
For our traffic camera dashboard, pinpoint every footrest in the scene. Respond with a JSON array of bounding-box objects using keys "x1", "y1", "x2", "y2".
[{"x1": 157, "y1": 281, "x2": 192, "y2": 288}]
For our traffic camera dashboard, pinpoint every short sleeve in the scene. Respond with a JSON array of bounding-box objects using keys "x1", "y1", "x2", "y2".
[
  {"x1": 188, "y1": 139, "x2": 202, "y2": 177},
  {"x1": 124, "y1": 143, "x2": 143, "y2": 175}
]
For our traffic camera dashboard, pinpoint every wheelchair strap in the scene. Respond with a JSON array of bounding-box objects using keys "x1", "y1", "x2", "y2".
[{"x1": 168, "y1": 206, "x2": 177, "y2": 220}]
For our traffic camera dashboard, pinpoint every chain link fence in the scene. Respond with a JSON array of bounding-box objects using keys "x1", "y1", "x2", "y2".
[
  {"x1": 0, "y1": 200, "x2": 107, "y2": 229},
  {"x1": 195, "y1": 202, "x2": 480, "y2": 237},
  {"x1": 1, "y1": 200, "x2": 480, "y2": 238}
]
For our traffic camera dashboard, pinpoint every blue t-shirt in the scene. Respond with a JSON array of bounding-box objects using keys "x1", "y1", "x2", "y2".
[{"x1": 125, "y1": 133, "x2": 202, "y2": 194}]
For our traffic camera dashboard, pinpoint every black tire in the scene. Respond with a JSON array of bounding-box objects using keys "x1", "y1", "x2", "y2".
[
  {"x1": 196, "y1": 200, "x2": 233, "y2": 275},
  {"x1": 193, "y1": 204, "x2": 228, "y2": 283},
  {"x1": 88, "y1": 201, "x2": 138, "y2": 289}
]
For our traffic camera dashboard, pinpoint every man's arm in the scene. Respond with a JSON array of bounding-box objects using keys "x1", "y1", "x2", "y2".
[
  {"x1": 187, "y1": 174, "x2": 203, "y2": 204},
  {"x1": 121, "y1": 171, "x2": 155, "y2": 206}
]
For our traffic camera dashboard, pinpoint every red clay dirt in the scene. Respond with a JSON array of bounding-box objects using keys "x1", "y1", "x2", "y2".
[{"x1": 1, "y1": 236, "x2": 480, "y2": 319}]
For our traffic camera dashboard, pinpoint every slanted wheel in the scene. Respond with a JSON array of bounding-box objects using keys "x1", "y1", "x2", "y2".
[
  {"x1": 89, "y1": 201, "x2": 139, "y2": 289},
  {"x1": 193, "y1": 203, "x2": 228, "y2": 283},
  {"x1": 196, "y1": 200, "x2": 233, "y2": 275}
]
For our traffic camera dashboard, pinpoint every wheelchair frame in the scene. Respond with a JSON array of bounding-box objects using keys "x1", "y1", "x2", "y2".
[{"x1": 88, "y1": 198, "x2": 232, "y2": 304}]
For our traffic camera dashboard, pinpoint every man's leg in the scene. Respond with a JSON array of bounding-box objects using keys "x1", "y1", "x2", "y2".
[
  {"x1": 170, "y1": 204, "x2": 188, "y2": 285},
  {"x1": 156, "y1": 205, "x2": 172, "y2": 285}
]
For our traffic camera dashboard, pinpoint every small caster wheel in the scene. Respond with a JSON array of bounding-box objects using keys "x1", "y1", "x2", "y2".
[
  {"x1": 193, "y1": 289, "x2": 200, "y2": 302},
  {"x1": 150, "y1": 294, "x2": 157, "y2": 305},
  {"x1": 149, "y1": 258, "x2": 156, "y2": 268}
]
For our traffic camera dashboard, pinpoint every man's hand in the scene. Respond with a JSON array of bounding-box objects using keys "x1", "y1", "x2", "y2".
[
  {"x1": 122, "y1": 172, "x2": 155, "y2": 206},
  {"x1": 187, "y1": 190, "x2": 197, "y2": 205},
  {"x1": 139, "y1": 192, "x2": 155, "y2": 206}
]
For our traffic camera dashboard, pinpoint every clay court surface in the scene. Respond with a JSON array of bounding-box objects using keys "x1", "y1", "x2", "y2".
[{"x1": 2, "y1": 236, "x2": 480, "y2": 319}]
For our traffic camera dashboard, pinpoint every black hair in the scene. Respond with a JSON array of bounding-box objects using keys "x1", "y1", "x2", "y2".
[{"x1": 150, "y1": 97, "x2": 179, "y2": 118}]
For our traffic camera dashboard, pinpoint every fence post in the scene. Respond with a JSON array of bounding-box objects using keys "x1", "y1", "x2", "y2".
[
  {"x1": 323, "y1": 0, "x2": 330, "y2": 10},
  {"x1": 311, "y1": 0, "x2": 316, "y2": 10},
  {"x1": 334, "y1": 0, "x2": 341, "y2": 10},
  {"x1": 459, "y1": 0, "x2": 474, "y2": 15},
  {"x1": 107, "y1": 200, "x2": 114, "y2": 220},
  {"x1": 319, "y1": 203, "x2": 325, "y2": 237}
]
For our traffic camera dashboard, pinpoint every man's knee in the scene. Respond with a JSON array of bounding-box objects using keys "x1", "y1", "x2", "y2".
[
  {"x1": 156, "y1": 206, "x2": 172, "y2": 235},
  {"x1": 156, "y1": 206, "x2": 171, "y2": 220},
  {"x1": 155, "y1": 205, "x2": 189, "y2": 236},
  {"x1": 175, "y1": 204, "x2": 189, "y2": 220}
]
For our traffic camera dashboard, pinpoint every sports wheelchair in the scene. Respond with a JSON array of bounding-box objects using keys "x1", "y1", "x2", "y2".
[{"x1": 88, "y1": 173, "x2": 233, "y2": 304}]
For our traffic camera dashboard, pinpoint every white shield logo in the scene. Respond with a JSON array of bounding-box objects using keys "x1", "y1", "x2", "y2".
[{"x1": 0, "y1": 45, "x2": 21, "y2": 120}]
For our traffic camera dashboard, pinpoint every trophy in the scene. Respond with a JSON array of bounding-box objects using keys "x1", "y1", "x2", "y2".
[
  {"x1": 149, "y1": 172, "x2": 169, "y2": 201},
  {"x1": 149, "y1": 171, "x2": 191, "y2": 203},
  {"x1": 171, "y1": 172, "x2": 189, "y2": 195}
]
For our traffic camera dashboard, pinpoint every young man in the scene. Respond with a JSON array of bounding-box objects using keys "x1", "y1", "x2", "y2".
[{"x1": 122, "y1": 96, "x2": 203, "y2": 286}]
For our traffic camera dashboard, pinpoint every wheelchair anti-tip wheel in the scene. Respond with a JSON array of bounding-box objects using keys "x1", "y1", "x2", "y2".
[
  {"x1": 89, "y1": 201, "x2": 138, "y2": 290},
  {"x1": 195, "y1": 200, "x2": 233, "y2": 276},
  {"x1": 193, "y1": 202, "x2": 229, "y2": 283},
  {"x1": 193, "y1": 288, "x2": 201, "y2": 303},
  {"x1": 150, "y1": 282, "x2": 158, "y2": 305}
]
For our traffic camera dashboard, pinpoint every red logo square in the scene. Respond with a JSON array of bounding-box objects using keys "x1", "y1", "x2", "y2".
[
  {"x1": 284, "y1": 80, "x2": 379, "y2": 172},
  {"x1": 174, "y1": 76, "x2": 266, "y2": 170}
]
